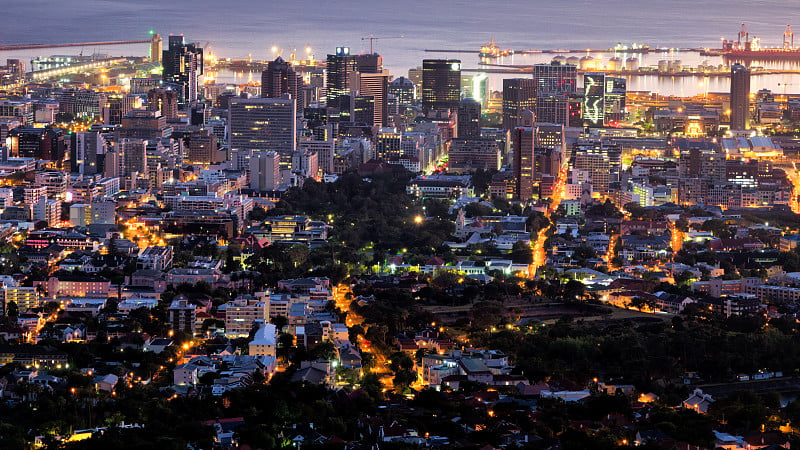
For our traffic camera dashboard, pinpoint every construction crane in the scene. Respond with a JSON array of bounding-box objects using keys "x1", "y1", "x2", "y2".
[
  {"x1": 361, "y1": 35, "x2": 403, "y2": 54},
  {"x1": 785, "y1": 25, "x2": 794, "y2": 49}
]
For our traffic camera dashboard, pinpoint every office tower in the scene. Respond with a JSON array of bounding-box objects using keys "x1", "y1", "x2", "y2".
[
  {"x1": 130, "y1": 78, "x2": 164, "y2": 95},
  {"x1": 185, "y1": 128, "x2": 224, "y2": 166},
  {"x1": 512, "y1": 111, "x2": 536, "y2": 200},
  {"x1": 326, "y1": 47, "x2": 358, "y2": 107},
  {"x1": 249, "y1": 151, "x2": 281, "y2": 192},
  {"x1": 119, "y1": 109, "x2": 171, "y2": 140},
  {"x1": 574, "y1": 153, "x2": 610, "y2": 195},
  {"x1": 461, "y1": 73, "x2": 489, "y2": 108},
  {"x1": 457, "y1": 98, "x2": 482, "y2": 138},
  {"x1": 513, "y1": 125, "x2": 536, "y2": 201},
  {"x1": 103, "y1": 94, "x2": 139, "y2": 125},
  {"x1": 422, "y1": 59, "x2": 461, "y2": 113},
  {"x1": 568, "y1": 93, "x2": 583, "y2": 128},
  {"x1": 376, "y1": 129, "x2": 402, "y2": 159},
  {"x1": 535, "y1": 95, "x2": 570, "y2": 125},
  {"x1": 533, "y1": 62, "x2": 578, "y2": 126},
  {"x1": 118, "y1": 139, "x2": 148, "y2": 176},
  {"x1": 7, "y1": 127, "x2": 67, "y2": 165},
  {"x1": 389, "y1": 77, "x2": 415, "y2": 105},
  {"x1": 604, "y1": 77, "x2": 626, "y2": 124},
  {"x1": 147, "y1": 88, "x2": 179, "y2": 119},
  {"x1": 150, "y1": 33, "x2": 162, "y2": 63},
  {"x1": 583, "y1": 72, "x2": 606, "y2": 127},
  {"x1": 356, "y1": 53, "x2": 383, "y2": 73},
  {"x1": 162, "y1": 35, "x2": 203, "y2": 108},
  {"x1": 352, "y1": 95, "x2": 375, "y2": 125},
  {"x1": 228, "y1": 96, "x2": 296, "y2": 164},
  {"x1": 502, "y1": 78, "x2": 536, "y2": 130},
  {"x1": 70, "y1": 131, "x2": 103, "y2": 175},
  {"x1": 261, "y1": 57, "x2": 300, "y2": 105},
  {"x1": 730, "y1": 63, "x2": 750, "y2": 130},
  {"x1": 533, "y1": 62, "x2": 578, "y2": 95},
  {"x1": 350, "y1": 70, "x2": 390, "y2": 127},
  {"x1": 448, "y1": 137, "x2": 501, "y2": 172},
  {"x1": 57, "y1": 89, "x2": 107, "y2": 119}
]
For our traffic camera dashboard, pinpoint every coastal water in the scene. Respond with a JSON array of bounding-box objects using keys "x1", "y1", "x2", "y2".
[{"x1": 3, "y1": 0, "x2": 800, "y2": 96}]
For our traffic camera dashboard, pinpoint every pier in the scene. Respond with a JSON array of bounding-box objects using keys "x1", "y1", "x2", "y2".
[{"x1": 0, "y1": 40, "x2": 150, "y2": 51}]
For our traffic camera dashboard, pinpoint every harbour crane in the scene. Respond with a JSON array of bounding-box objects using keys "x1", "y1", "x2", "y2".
[{"x1": 361, "y1": 35, "x2": 403, "y2": 54}]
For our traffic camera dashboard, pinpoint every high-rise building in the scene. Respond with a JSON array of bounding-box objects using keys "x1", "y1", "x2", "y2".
[
  {"x1": 184, "y1": 128, "x2": 224, "y2": 166},
  {"x1": 249, "y1": 151, "x2": 281, "y2": 192},
  {"x1": 512, "y1": 111, "x2": 536, "y2": 200},
  {"x1": 228, "y1": 96, "x2": 297, "y2": 165},
  {"x1": 457, "y1": 98, "x2": 482, "y2": 138},
  {"x1": 533, "y1": 62, "x2": 578, "y2": 126},
  {"x1": 351, "y1": 95, "x2": 375, "y2": 126},
  {"x1": 356, "y1": 53, "x2": 383, "y2": 73},
  {"x1": 533, "y1": 62, "x2": 578, "y2": 95},
  {"x1": 502, "y1": 78, "x2": 536, "y2": 130},
  {"x1": 326, "y1": 47, "x2": 358, "y2": 107},
  {"x1": 162, "y1": 35, "x2": 203, "y2": 108},
  {"x1": 604, "y1": 77, "x2": 627, "y2": 125},
  {"x1": 389, "y1": 77, "x2": 415, "y2": 105},
  {"x1": 103, "y1": 94, "x2": 139, "y2": 125},
  {"x1": 349, "y1": 70, "x2": 390, "y2": 127},
  {"x1": 71, "y1": 131, "x2": 104, "y2": 175},
  {"x1": 730, "y1": 63, "x2": 751, "y2": 130},
  {"x1": 119, "y1": 109, "x2": 171, "y2": 140},
  {"x1": 7, "y1": 127, "x2": 67, "y2": 165},
  {"x1": 583, "y1": 72, "x2": 606, "y2": 127},
  {"x1": 261, "y1": 57, "x2": 300, "y2": 105},
  {"x1": 422, "y1": 59, "x2": 461, "y2": 113},
  {"x1": 147, "y1": 88, "x2": 179, "y2": 119}
]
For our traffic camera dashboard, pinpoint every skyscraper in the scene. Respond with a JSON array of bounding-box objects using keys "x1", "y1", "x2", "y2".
[
  {"x1": 261, "y1": 57, "x2": 300, "y2": 105},
  {"x1": 502, "y1": 78, "x2": 536, "y2": 130},
  {"x1": 533, "y1": 62, "x2": 578, "y2": 126},
  {"x1": 326, "y1": 47, "x2": 357, "y2": 108},
  {"x1": 228, "y1": 96, "x2": 297, "y2": 166},
  {"x1": 356, "y1": 53, "x2": 383, "y2": 73},
  {"x1": 457, "y1": 98, "x2": 482, "y2": 138},
  {"x1": 70, "y1": 131, "x2": 103, "y2": 175},
  {"x1": 146, "y1": 88, "x2": 178, "y2": 120},
  {"x1": 349, "y1": 70, "x2": 390, "y2": 127},
  {"x1": 583, "y1": 72, "x2": 606, "y2": 127},
  {"x1": 422, "y1": 59, "x2": 461, "y2": 113},
  {"x1": 513, "y1": 111, "x2": 536, "y2": 201},
  {"x1": 730, "y1": 63, "x2": 751, "y2": 130},
  {"x1": 162, "y1": 35, "x2": 203, "y2": 108},
  {"x1": 533, "y1": 62, "x2": 577, "y2": 95},
  {"x1": 604, "y1": 77, "x2": 627, "y2": 124}
]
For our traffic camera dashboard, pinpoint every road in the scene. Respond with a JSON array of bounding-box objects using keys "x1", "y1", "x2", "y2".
[
  {"x1": 333, "y1": 284, "x2": 393, "y2": 389},
  {"x1": 787, "y1": 163, "x2": 800, "y2": 214},
  {"x1": 530, "y1": 163, "x2": 569, "y2": 277}
]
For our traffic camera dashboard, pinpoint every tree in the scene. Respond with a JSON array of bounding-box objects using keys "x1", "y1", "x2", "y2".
[
  {"x1": 6, "y1": 300, "x2": 18, "y2": 317},
  {"x1": 248, "y1": 206, "x2": 268, "y2": 222},
  {"x1": 510, "y1": 241, "x2": 533, "y2": 264}
]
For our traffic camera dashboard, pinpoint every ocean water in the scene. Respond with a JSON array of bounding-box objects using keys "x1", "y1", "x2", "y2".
[{"x1": 3, "y1": 0, "x2": 800, "y2": 95}]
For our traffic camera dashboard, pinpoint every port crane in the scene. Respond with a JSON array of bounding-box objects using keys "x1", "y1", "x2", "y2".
[{"x1": 361, "y1": 35, "x2": 403, "y2": 54}]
